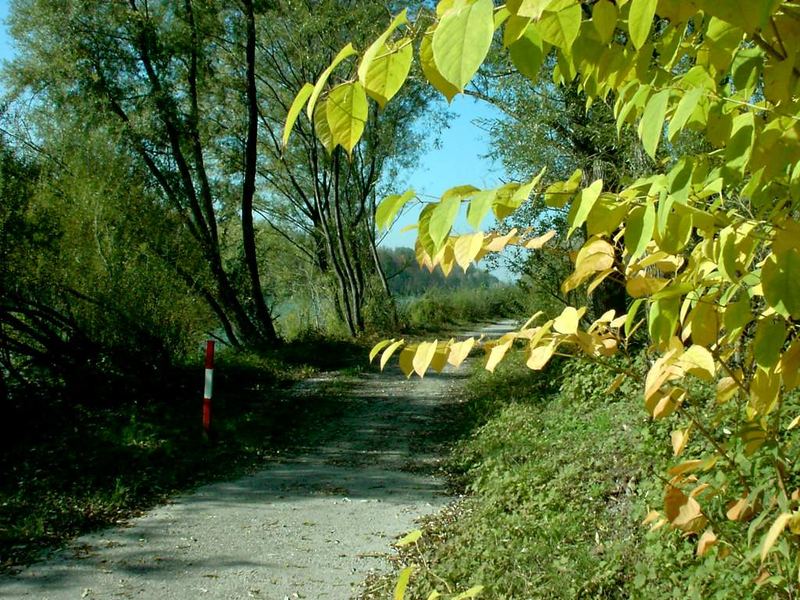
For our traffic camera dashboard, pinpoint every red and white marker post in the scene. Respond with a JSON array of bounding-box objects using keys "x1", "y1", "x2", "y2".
[{"x1": 202, "y1": 340, "x2": 215, "y2": 436}]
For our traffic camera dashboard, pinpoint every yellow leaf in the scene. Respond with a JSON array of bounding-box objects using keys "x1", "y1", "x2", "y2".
[
  {"x1": 484, "y1": 228, "x2": 519, "y2": 252},
  {"x1": 395, "y1": 529, "x2": 422, "y2": 547},
  {"x1": 454, "y1": 232, "x2": 485, "y2": 272},
  {"x1": 420, "y1": 28, "x2": 459, "y2": 102},
  {"x1": 671, "y1": 426, "x2": 692, "y2": 456},
  {"x1": 282, "y1": 82, "x2": 314, "y2": 147},
  {"x1": 527, "y1": 341, "x2": 556, "y2": 370},
  {"x1": 398, "y1": 346, "x2": 415, "y2": 378},
  {"x1": 678, "y1": 345, "x2": 715, "y2": 380},
  {"x1": 781, "y1": 338, "x2": 800, "y2": 391},
  {"x1": 789, "y1": 511, "x2": 800, "y2": 535},
  {"x1": 741, "y1": 422, "x2": 768, "y2": 455},
  {"x1": 370, "y1": 338, "x2": 394, "y2": 363},
  {"x1": 760, "y1": 513, "x2": 792, "y2": 562},
  {"x1": 726, "y1": 496, "x2": 754, "y2": 522},
  {"x1": 749, "y1": 367, "x2": 781, "y2": 416},
  {"x1": 394, "y1": 566, "x2": 415, "y2": 600},
  {"x1": 606, "y1": 373, "x2": 626, "y2": 394},
  {"x1": 697, "y1": 529, "x2": 717, "y2": 556},
  {"x1": 485, "y1": 335, "x2": 515, "y2": 373},
  {"x1": 664, "y1": 484, "x2": 705, "y2": 532},
  {"x1": 448, "y1": 338, "x2": 476, "y2": 367},
  {"x1": 380, "y1": 340, "x2": 405, "y2": 370},
  {"x1": 413, "y1": 341, "x2": 439, "y2": 378},
  {"x1": 650, "y1": 387, "x2": 685, "y2": 420},
  {"x1": 642, "y1": 510, "x2": 661, "y2": 525},
  {"x1": 788, "y1": 415, "x2": 800, "y2": 430},
  {"x1": 686, "y1": 298, "x2": 719, "y2": 347},
  {"x1": 553, "y1": 306, "x2": 584, "y2": 335},
  {"x1": 668, "y1": 459, "x2": 705, "y2": 477},
  {"x1": 306, "y1": 43, "x2": 357, "y2": 120},
  {"x1": 625, "y1": 276, "x2": 668, "y2": 298},
  {"x1": 716, "y1": 376, "x2": 739, "y2": 404},
  {"x1": 524, "y1": 229, "x2": 556, "y2": 249},
  {"x1": 430, "y1": 341, "x2": 451, "y2": 373}
]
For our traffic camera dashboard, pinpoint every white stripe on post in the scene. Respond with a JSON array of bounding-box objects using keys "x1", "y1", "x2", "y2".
[
  {"x1": 203, "y1": 340, "x2": 215, "y2": 435},
  {"x1": 204, "y1": 368, "x2": 214, "y2": 399}
]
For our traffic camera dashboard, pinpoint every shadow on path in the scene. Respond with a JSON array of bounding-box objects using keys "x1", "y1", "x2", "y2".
[{"x1": 0, "y1": 323, "x2": 524, "y2": 600}]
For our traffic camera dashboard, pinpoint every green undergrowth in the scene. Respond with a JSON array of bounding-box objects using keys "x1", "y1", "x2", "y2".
[
  {"x1": 383, "y1": 353, "x2": 771, "y2": 599},
  {"x1": 0, "y1": 337, "x2": 366, "y2": 573}
]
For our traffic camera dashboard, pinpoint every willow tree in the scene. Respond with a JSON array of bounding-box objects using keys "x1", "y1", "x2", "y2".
[{"x1": 286, "y1": 0, "x2": 800, "y2": 594}]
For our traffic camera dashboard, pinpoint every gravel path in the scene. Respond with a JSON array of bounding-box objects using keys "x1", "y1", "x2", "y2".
[{"x1": 0, "y1": 322, "x2": 516, "y2": 600}]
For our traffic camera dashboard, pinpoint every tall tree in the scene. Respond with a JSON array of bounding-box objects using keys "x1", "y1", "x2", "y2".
[{"x1": 7, "y1": 0, "x2": 277, "y2": 349}]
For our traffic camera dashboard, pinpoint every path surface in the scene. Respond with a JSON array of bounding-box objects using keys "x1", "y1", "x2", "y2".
[{"x1": 0, "y1": 322, "x2": 516, "y2": 600}]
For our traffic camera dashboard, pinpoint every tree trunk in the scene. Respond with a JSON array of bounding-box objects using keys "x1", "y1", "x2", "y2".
[{"x1": 241, "y1": 0, "x2": 278, "y2": 346}]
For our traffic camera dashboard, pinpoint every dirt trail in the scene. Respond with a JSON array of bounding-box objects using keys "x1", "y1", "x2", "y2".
[{"x1": 0, "y1": 321, "x2": 515, "y2": 600}]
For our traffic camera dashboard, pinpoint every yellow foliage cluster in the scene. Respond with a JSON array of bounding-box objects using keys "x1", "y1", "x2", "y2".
[{"x1": 285, "y1": 0, "x2": 800, "y2": 593}]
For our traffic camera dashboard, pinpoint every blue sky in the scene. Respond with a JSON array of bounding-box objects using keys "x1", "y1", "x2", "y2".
[
  {"x1": 0, "y1": 2, "x2": 11, "y2": 62},
  {"x1": 380, "y1": 95, "x2": 506, "y2": 248}
]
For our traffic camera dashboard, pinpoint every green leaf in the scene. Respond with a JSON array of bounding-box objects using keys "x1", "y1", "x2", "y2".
[
  {"x1": 592, "y1": 0, "x2": 618, "y2": 44},
  {"x1": 420, "y1": 29, "x2": 460, "y2": 101},
  {"x1": 723, "y1": 294, "x2": 751, "y2": 341},
  {"x1": 638, "y1": 89, "x2": 669, "y2": 159},
  {"x1": 307, "y1": 43, "x2": 357, "y2": 120},
  {"x1": 467, "y1": 189, "x2": 497, "y2": 229},
  {"x1": 357, "y1": 9, "x2": 409, "y2": 85},
  {"x1": 567, "y1": 179, "x2": 603, "y2": 238},
  {"x1": 628, "y1": 0, "x2": 657, "y2": 50},
  {"x1": 668, "y1": 87, "x2": 704, "y2": 142},
  {"x1": 282, "y1": 83, "x2": 314, "y2": 148},
  {"x1": 363, "y1": 40, "x2": 413, "y2": 108},
  {"x1": 625, "y1": 298, "x2": 644, "y2": 337},
  {"x1": 376, "y1": 189, "x2": 416, "y2": 230},
  {"x1": 493, "y1": 169, "x2": 545, "y2": 219},
  {"x1": 507, "y1": 0, "x2": 551, "y2": 19},
  {"x1": 509, "y1": 25, "x2": 545, "y2": 82},
  {"x1": 534, "y1": 0, "x2": 582, "y2": 49},
  {"x1": 697, "y1": 0, "x2": 781, "y2": 35},
  {"x1": 625, "y1": 201, "x2": 656, "y2": 262},
  {"x1": 395, "y1": 529, "x2": 422, "y2": 547},
  {"x1": 753, "y1": 318, "x2": 786, "y2": 371},
  {"x1": 648, "y1": 296, "x2": 680, "y2": 349},
  {"x1": 503, "y1": 14, "x2": 532, "y2": 47},
  {"x1": 313, "y1": 99, "x2": 335, "y2": 154},
  {"x1": 326, "y1": 82, "x2": 369, "y2": 154},
  {"x1": 432, "y1": 0, "x2": 495, "y2": 91},
  {"x1": 453, "y1": 586, "x2": 485, "y2": 600},
  {"x1": 545, "y1": 168, "x2": 582, "y2": 208},
  {"x1": 762, "y1": 249, "x2": 800, "y2": 319},
  {"x1": 430, "y1": 191, "x2": 469, "y2": 251},
  {"x1": 418, "y1": 204, "x2": 437, "y2": 257},
  {"x1": 394, "y1": 566, "x2": 414, "y2": 600}
]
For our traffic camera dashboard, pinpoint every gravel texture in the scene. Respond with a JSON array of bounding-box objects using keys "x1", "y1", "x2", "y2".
[{"x1": 0, "y1": 322, "x2": 516, "y2": 600}]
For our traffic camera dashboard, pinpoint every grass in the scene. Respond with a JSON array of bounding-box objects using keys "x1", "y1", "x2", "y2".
[
  {"x1": 363, "y1": 350, "x2": 777, "y2": 599},
  {"x1": 0, "y1": 336, "x2": 367, "y2": 573}
]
